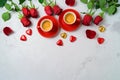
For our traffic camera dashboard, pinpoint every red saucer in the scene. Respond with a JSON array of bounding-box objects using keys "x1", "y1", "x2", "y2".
[
  {"x1": 59, "y1": 9, "x2": 81, "y2": 31},
  {"x1": 37, "y1": 16, "x2": 59, "y2": 38}
]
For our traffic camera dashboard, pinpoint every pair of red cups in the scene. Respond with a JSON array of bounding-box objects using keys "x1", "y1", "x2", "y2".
[{"x1": 37, "y1": 9, "x2": 81, "y2": 38}]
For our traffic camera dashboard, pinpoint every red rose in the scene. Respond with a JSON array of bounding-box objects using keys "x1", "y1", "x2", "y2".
[
  {"x1": 3, "y1": 27, "x2": 14, "y2": 36},
  {"x1": 94, "y1": 15, "x2": 103, "y2": 25},
  {"x1": 86, "y1": 29, "x2": 96, "y2": 39},
  {"x1": 30, "y1": 8, "x2": 38, "y2": 18},
  {"x1": 82, "y1": 14, "x2": 93, "y2": 26}
]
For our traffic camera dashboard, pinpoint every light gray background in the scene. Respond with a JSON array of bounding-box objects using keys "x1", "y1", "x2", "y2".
[{"x1": 0, "y1": 0, "x2": 120, "y2": 80}]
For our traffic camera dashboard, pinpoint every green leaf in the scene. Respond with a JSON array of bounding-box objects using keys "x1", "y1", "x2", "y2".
[
  {"x1": 101, "y1": 7, "x2": 108, "y2": 12},
  {"x1": 2, "y1": 12, "x2": 11, "y2": 21},
  {"x1": 114, "y1": 0, "x2": 118, "y2": 3},
  {"x1": 19, "y1": 0, "x2": 25, "y2": 4},
  {"x1": 5, "y1": 3, "x2": 12, "y2": 11},
  {"x1": 108, "y1": 5, "x2": 116, "y2": 15},
  {"x1": 14, "y1": 5, "x2": 20, "y2": 12},
  {"x1": 90, "y1": 0, "x2": 95, "y2": 3},
  {"x1": 80, "y1": 0, "x2": 88, "y2": 4},
  {"x1": 87, "y1": 1, "x2": 94, "y2": 9},
  {"x1": 0, "y1": 0, "x2": 7, "y2": 7},
  {"x1": 95, "y1": 1, "x2": 100, "y2": 9},
  {"x1": 108, "y1": 2, "x2": 114, "y2": 7},
  {"x1": 115, "y1": 4, "x2": 120, "y2": 7},
  {"x1": 107, "y1": 0, "x2": 112, "y2": 3},
  {"x1": 38, "y1": 0, "x2": 44, "y2": 4},
  {"x1": 112, "y1": 7, "x2": 117, "y2": 14},
  {"x1": 99, "y1": 0, "x2": 107, "y2": 8}
]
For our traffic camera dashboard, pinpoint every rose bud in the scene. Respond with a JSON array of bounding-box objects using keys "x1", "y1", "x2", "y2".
[
  {"x1": 22, "y1": 7, "x2": 31, "y2": 17},
  {"x1": 65, "y1": 0, "x2": 75, "y2": 6},
  {"x1": 44, "y1": 5, "x2": 53, "y2": 16},
  {"x1": 21, "y1": 17, "x2": 31, "y2": 27},
  {"x1": 19, "y1": 13, "x2": 31, "y2": 27},
  {"x1": 94, "y1": 12, "x2": 104, "y2": 25},
  {"x1": 29, "y1": 1, "x2": 39, "y2": 18},
  {"x1": 30, "y1": 8, "x2": 38, "y2": 18},
  {"x1": 53, "y1": 5, "x2": 62, "y2": 15},
  {"x1": 82, "y1": 14, "x2": 93, "y2": 26}
]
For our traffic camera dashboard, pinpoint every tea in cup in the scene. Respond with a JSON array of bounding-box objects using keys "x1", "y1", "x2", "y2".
[
  {"x1": 63, "y1": 12, "x2": 76, "y2": 25},
  {"x1": 40, "y1": 19, "x2": 53, "y2": 32}
]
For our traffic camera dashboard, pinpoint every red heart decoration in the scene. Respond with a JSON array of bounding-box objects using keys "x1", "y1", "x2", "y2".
[
  {"x1": 20, "y1": 35, "x2": 27, "y2": 41},
  {"x1": 26, "y1": 29, "x2": 32, "y2": 36},
  {"x1": 97, "y1": 37, "x2": 105, "y2": 44},
  {"x1": 86, "y1": 29, "x2": 96, "y2": 39},
  {"x1": 3, "y1": 27, "x2": 14, "y2": 36},
  {"x1": 56, "y1": 39, "x2": 63, "y2": 46},
  {"x1": 70, "y1": 35, "x2": 77, "y2": 42}
]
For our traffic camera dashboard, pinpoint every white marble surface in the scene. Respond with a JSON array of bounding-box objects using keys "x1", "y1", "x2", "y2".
[{"x1": 0, "y1": 0, "x2": 120, "y2": 80}]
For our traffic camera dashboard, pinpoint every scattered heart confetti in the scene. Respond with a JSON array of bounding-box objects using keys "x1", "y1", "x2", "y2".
[
  {"x1": 97, "y1": 37, "x2": 105, "y2": 44},
  {"x1": 60, "y1": 32, "x2": 67, "y2": 39},
  {"x1": 26, "y1": 29, "x2": 32, "y2": 36},
  {"x1": 70, "y1": 35, "x2": 77, "y2": 42},
  {"x1": 20, "y1": 35, "x2": 27, "y2": 41},
  {"x1": 86, "y1": 29, "x2": 96, "y2": 39},
  {"x1": 56, "y1": 39, "x2": 63, "y2": 46},
  {"x1": 3, "y1": 27, "x2": 14, "y2": 36},
  {"x1": 99, "y1": 25, "x2": 106, "y2": 32}
]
